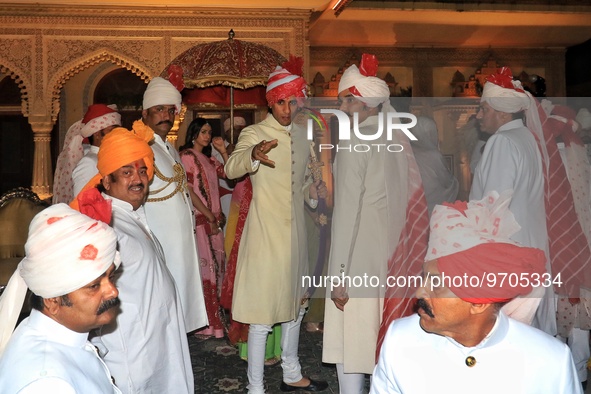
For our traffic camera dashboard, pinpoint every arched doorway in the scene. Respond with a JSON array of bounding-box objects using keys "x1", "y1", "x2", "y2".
[
  {"x1": 94, "y1": 68, "x2": 146, "y2": 130},
  {"x1": 0, "y1": 75, "x2": 33, "y2": 194}
]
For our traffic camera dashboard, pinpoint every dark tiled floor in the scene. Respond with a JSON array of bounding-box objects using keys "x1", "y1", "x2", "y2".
[{"x1": 189, "y1": 327, "x2": 368, "y2": 393}]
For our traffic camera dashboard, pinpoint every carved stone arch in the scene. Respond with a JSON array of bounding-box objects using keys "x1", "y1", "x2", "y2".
[
  {"x1": 0, "y1": 64, "x2": 31, "y2": 116},
  {"x1": 47, "y1": 50, "x2": 152, "y2": 121}
]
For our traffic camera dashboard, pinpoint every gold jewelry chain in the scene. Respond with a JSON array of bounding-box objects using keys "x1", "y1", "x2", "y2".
[{"x1": 146, "y1": 162, "x2": 187, "y2": 202}]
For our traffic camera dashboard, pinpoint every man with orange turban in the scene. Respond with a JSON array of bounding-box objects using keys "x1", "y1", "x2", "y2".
[
  {"x1": 225, "y1": 57, "x2": 328, "y2": 394},
  {"x1": 371, "y1": 191, "x2": 581, "y2": 394},
  {"x1": 72, "y1": 128, "x2": 194, "y2": 394}
]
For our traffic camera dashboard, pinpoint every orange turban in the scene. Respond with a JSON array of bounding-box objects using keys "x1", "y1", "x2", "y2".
[{"x1": 70, "y1": 126, "x2": 154, "y2": 210}]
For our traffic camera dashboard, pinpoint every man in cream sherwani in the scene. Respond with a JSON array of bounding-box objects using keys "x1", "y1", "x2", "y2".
[{"x1": 225, "y1": 63, "x2": 328, "y2": 394}]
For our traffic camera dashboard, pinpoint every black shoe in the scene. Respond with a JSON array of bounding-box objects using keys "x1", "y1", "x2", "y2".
[
  {"x1": 279, "y1": 378, "x2": 328, "y2": 392},
  {"x1": 582, "y1": 380, "x2": 587, "y2": 391}
]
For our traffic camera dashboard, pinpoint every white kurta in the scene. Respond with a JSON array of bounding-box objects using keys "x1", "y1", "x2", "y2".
[
  {"x1": 0, "y1": 309, "x2": 121, "y2": 394},
  {"x1": 92, "y1": 196, "x2": 193, "y2": 394},
  {"x1": 72, "y1": 145, "x2": 99, "y2": 196},
  {"x1": 224, "y1": 114, "x2": 314, "y2": 325},
  {"x1": 371, "y1": 312, "x2": 581, "y2": 394},
  {"x1": 143, "y1": 134, "x2": 207, "y2": 332},
  {"x1": 322, "y1": 114, "x2": 408, "y2": 374},
  {"x1": 470, "y1": 119, "x2": 547, "y2": 324},
  {"x1": 470, "y1": 119, "x2": 546, "y2": 250}
]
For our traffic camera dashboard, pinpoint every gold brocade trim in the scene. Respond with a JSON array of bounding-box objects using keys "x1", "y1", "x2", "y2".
[
  {"x1": 184, "y1": 76, "x2": 268, "y2": 90},
  {"x1": 146, "y1": 162, "x2": 187, "y2": 203}
]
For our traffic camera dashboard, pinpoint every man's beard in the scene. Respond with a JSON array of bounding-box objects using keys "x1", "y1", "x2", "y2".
[
  {"x1": 417, "y1": 298, "x2": 435, "y2": 318},
  {"x1": 97, "y1": 297, "x2": 121, "y2": 315}
]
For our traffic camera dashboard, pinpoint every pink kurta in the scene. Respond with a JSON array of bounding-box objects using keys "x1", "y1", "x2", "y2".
[{"x1": 180, "y1": 148, "x2": 226, "y2": 338}]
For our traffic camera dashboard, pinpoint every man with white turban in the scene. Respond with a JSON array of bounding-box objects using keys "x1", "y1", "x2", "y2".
[
  {"x1": 53, "y1": 104, "x2": 121, "y2": 204},
  {"x1": 470, "y1": 67, "x2": 547, "y2": 324},
  {"x1": 134, "y1": 76, "x2": 207, "y2": 333},
  {"x1": 371, "y1": 191, "x2": 581, "y2": 394},
  {"x1": 225, "y1": 57, "x2": 328, "y2": 394},
  {"x1": 72, "y1": 127, "x2": 194, "y2": 394},
  {"x1": 0, "y1": 204, "x2": 122, "y2": 393},
  {"x1": 322, "y1": 53, "x2": 427, "y2": 394}
]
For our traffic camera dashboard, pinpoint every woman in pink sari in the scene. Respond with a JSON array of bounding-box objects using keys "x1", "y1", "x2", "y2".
[{"x1": 180, "y1": 118, "x2": 228, "y2": 338}]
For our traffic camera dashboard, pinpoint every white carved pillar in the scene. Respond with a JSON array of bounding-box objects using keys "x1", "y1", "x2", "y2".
[{"x1": 28, "y1": 117, "x2": 54, "y2": 200}]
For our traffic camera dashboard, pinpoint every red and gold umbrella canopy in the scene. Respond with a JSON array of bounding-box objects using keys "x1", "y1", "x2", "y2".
[{"x1": 163, "y1": 30, "x2": 286, "y2": 90}]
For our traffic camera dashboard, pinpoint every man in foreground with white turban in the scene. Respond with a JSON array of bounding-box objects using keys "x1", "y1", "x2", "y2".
[
  {"x1": 371, "y1": 191, "x2": 581, "y2": 394},
  {"x1": 470, "y1": 67, "x2": 547, "y2": 324},
  {"x1": 134, "y1": 76, "x2": 207, "y2": 333},
  {"x1": 322, "y1": 53, "x2": 428, "y2": 394},
  {"x1": 0, "y1": 204, "x2": 122, "y2": 393},
  {"x1": 225, "y1": 57, "x2": 328, "y2": 393},
  {"x1": 53, "y1": 104, "x2": 121, "y2": 204}
]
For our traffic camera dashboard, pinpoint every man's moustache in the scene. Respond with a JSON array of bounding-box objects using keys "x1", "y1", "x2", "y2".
[
  {"x1": 417, "y1": 298, "x2": 435, "y2": 318},
  {"x1": 97, "y1": 297, "x2": 121, "y2": 315},
  {"x1": 128, "y1": 183, "x2": 145, "y2": 191},
  {"x1": 157, "y1": 120, "x2": 173, "y2": 126}
]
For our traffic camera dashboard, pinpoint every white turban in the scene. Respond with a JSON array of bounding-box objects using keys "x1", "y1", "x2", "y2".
[
  {"x1": 481, "y1": 67, "x2": 547, "y2": 172},
  {"x1": 224, "y1": 116, "x2": 246, "y2": 132},
  {"x1": 0, "y1": 204, "x2": 120, "y2": 354},
  {"x1": 576, "y1": 108, "x2": 591, "y2": 130},
  {"x1": 481, "y1": 80, "x2": 530, "y2": 114},
  {"x1": 338, "y1": 64, "x2": 390, "y2": 108},
  {"x1": 142, "y1": 77, "x2": 182, "y2": 114}
]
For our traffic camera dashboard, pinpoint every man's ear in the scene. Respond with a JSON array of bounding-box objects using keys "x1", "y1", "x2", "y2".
[
  {"x1": 469, "y1": 302, "x2": 495, "y2": 316},
  {"x1": 43, "y1": 297, "x2": 61, "y2": 316},
  {"x1": 102, "y1": 175, "x2": 111, "y2": 191},
  {"x1": 141, "y1": 109, "x2": 148, "y2": 120}
]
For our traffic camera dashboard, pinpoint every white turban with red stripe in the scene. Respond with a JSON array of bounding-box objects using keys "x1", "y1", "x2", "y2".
[
  {"x1": 0, "y1": 204, "x2": 120, "y2": 353},
  {"x1": 427, "y1": 190, "x2": 546, "y2": 303},
  {"x1": 338, "y1": 54, "x2": 390, "y2": 108}
]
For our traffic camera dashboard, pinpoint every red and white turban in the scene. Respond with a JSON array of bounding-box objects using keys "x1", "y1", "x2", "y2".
[
  {"x1": 52, "y1": 104, "x2": 121, "y2": 205},
  {"x1": 265, "y1": 63, "x2": 307, "y2": 106},
  {"x1": 142, "y1": 77, "x2": 182, "y2": 114},
  {"x1": 427, "y1": 190, "x2": 546, "y2": 303},
  {"x1": 0, "y1": 204, "x2": 120, "y2": 353},
  {"x1": 338, "y1": 53, "x2": 390, "y2": 109}
]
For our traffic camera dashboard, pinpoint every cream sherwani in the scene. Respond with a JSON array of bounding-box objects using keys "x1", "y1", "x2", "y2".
[
  {"x1": 143, "y1": 132, "x2": 207, "y2": 332},
  {"x1": 322, "y1": 114, "x2": 408, "y2": 374},
  {"x1": 93, "y1": 196, "x2": 193, "y2": 394},
  {"x1": 371, "y1": 312, "x2": 581, "y2": 394},
  {"x1": 225, "y1": 114, "x2": 314, "y2": 325}
]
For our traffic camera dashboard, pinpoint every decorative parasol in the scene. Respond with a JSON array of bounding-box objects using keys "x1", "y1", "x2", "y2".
[{"x1": 162, "y1": 30, "x2": 286, "y2": 139}]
